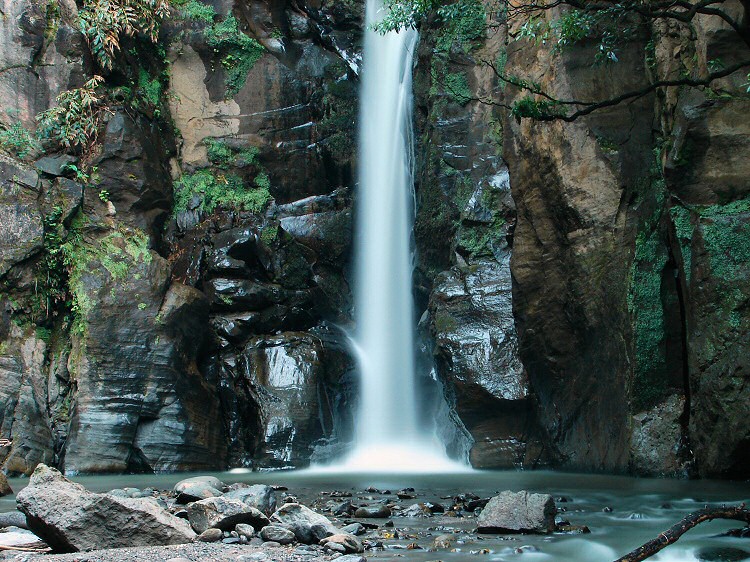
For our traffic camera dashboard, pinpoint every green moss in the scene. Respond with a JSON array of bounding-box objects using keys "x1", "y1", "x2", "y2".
[
  {"x1": 62, "y1": 217, "x2": 152, "y2": 337},
  {"x1": 629, "y1": 228, "x2": 668, "y2": 411},
  {"x1": 35, "y1": 326, "x2": 52, "y2": 343},
  {"x1": 512, "y1": 97, "x2": 563, "y2": 119},
  {"x1": 173, "y1": 170, "x2": 271, "y2": 216},
  {"x1": 205, "y1": 138, "x2": 234, "y2": 166},
  {"x1": 669, "y1": 205, "x2": 693, "y2": 284},
  {"x1": 628, "y1": 163, "x2": 671, "y2": 412},
  {"x1": 260, "y1": 224, "x2": 278, "y2": 246},
  {"x1": 444, "y1": 72, "x2": 471, "y2": 105},
  {"x1": 433, "y1": 310, "x2": 458, "y2": 334},
  {"x1": 699, "y1": 198, "x2": 750, "y2": 280},
  {"x1": 205, "y1": 16, "x2": 265, "y2": 97}
]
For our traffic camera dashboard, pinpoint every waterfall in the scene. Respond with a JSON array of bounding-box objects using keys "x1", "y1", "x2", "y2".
[{"x1": 331, "y1": 0, "x2": 467, "y2": 472}]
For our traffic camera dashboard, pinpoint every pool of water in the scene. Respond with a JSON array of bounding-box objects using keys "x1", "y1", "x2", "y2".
[{"x1": 2, "y1": 470, "x2": 749, "y2": 561}]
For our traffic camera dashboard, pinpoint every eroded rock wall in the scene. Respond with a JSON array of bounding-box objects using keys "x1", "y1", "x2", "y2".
[{"x1": 0, "y1": 0, "x2": 361, "y2": 474}]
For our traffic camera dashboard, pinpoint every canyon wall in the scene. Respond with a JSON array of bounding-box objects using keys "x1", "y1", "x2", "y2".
[{"x1": 0, "y1": 0, "x2": 748, "y2": 477}]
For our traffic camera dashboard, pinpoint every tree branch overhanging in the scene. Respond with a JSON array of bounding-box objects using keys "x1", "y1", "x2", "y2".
[{"x1": 612, "y1": 504, "x2": 750, "y2": 562}]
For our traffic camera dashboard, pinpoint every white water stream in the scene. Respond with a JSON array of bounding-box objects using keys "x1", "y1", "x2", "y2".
[{"x1": 328, "y1": 0, "x2": 466, "y2": 473}]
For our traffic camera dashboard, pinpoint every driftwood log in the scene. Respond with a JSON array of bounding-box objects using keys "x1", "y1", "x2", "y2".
[{"x1": 613, "y1": 504, "x2": 750, "y2": 562}]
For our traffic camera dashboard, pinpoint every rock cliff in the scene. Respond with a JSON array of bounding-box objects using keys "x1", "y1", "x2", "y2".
[{"x1": 0, "y1": 0, "x2": 748, "y2": 478}]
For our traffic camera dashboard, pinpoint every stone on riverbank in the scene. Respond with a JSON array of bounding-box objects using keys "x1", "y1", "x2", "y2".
[
  {"x1": 187, "y1": 497, "x2": 270, "y2": 533},
  {"x1": 0, "y1": 472, "x2": 13, "y2": 496},
  {"x1": 16, "y1": 464, "x2": 196, "y2": 552},
  {"x1": 476, "y1": 491, "x2": 556, "y2": 534},
  {"x1": 225, "y1": 484, "x2": 277, "y2": 514},
  {"x1": 174, "y1": 476, "x2": 224, "y2": 503},
  {"x1": 319, "y1": 533, "x2": 363, "y2": 553},
  {"x1": 353, "y1": 505, "x2": 391, "y2": 518},
  {"x1": 259, "y1": 525, "x2": 296, "y2": 544},
  {"x1": 270, "y1": 503, "x2": 338, "y2": 544},
  {"x1": 0, "y1": 511, "x2": 28, "y2": 529}
]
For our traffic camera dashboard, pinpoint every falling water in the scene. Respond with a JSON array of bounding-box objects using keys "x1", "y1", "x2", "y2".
[{"x1": 331, "y1": 0, "x2": 467, "y2": 472}]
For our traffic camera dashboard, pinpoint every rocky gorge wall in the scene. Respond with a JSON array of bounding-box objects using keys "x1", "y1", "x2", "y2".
[{"x1": 0, "y1": 0, "x2": 748, "y2": 479}]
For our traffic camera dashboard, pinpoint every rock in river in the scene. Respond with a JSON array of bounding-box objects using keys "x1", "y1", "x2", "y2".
[
  {"x1": 270, "y1": 503, "x2": 338, "y2": 544},
  {"x1": 16, "y1": 464, "x2": 196, "y2": 551},
  {"x1": 187, "y1": 497, "x2": 270, "y2": 533},
  {"x1": 476, "y1": 491, "x2": 557, "y2": 534}
]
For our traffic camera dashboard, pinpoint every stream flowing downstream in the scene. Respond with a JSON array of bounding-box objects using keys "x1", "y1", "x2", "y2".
[{"x1": 3, "y1": 471, "x2": 748, "y2": 561}]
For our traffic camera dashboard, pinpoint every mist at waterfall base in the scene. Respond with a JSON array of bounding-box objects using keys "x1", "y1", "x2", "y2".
[{"x1": 314, "y1": 0, "x2": 467, "y2": 474}]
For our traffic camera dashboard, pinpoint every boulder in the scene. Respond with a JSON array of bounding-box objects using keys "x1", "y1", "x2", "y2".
[
  {"x1": 235, "y1": 523, "x2": 256, "y2": 540},
  {"x1": 401, "y1": 503, "x2": 432, "y2": 517},
  {"x1": 16, "y1": 464, "x2": 196, "y2": 552},
  {"x1": 259, "y1": 524, "x2": 296, "y2": 544},
  {"x1": 196, "y1": 528, "x2": 223, "y2": 542},
  {"x1": 0, "y1": 511, "x2": 27, "y2": 529},
  {"x1": 224, "y1": 484, "x2": 277, "y2": 514},
  {"x1": 187, "y1": 497, "x2": 269, "y2": 534},
  {"x1": 174, "y1": 476, "x2": 224, "y2": 494},
  {"x1": 354, "y1": 505, "x2": 391, "y2": 518},
  {"x1": 174, "y1": 477, "x2": 223, "y2": 503},
  {"x1": 320, "y1": 533, "x2": 363, "y2": 553},
  {"x1": 477, "y1": 491, "x2": 556, "y2": 534},
  {"x1": 0, "y1": 472, "x2": 12, "y2": 496},
  {"x1": 270, "y1": 503, "x2": 338, "y2": 544}
]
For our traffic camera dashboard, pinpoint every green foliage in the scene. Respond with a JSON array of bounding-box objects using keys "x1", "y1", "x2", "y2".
[
  {"x1": 204, "y1": 16, "x2": 265, "y2": 97},
  {"x1": 434, "y1": 0, "x2": 486, "y2": 53},
  {"x1": 174, "y1": 0, "x2": 216, "y2": 22},
  {"x1": 36, "y1": 76, "x2": 107, "y2": 151},
  {"x1": 0, "y1": 123, "x2": 40, "y2": 159},
  {"x1": 205, "y1": 138, "x2": 259, "y2": 168},
  {"x1": 137, "y1": 68, "x2": 163, "y2": 108},
  {"x1": 373, "y1": 0, "x2": 436, "y2": 33},
  {"x1": 511, "y1": 97, "x2": 562, "y2": 119},
  {"x1": 444, "y1": 72, "x2": 471, "y2": 105},
  {"x1": 62, "y1": 218, "x2": 152, "y2": 336},
  {"x1": 172, "y1": 169, "x2": 271, "y2": 216},
  {"x1": 77, "y1": 0, "x2": 169, "y2": 70}
]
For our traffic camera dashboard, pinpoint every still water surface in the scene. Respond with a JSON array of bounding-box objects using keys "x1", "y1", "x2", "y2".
[{"x1": 2, "y1": 470, "x2": 749, "y2": 561}]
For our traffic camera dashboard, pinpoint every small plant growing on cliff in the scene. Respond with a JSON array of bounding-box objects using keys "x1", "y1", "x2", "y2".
[
  {"x1": 172, "y1": 0, "x2": 216, "y2": 22},
  {"x1": 37, "y1": 76, "x2": 108, "y2": 152},
  {"x1": 172, "y1": 170, "x2": 271, "y2": 217},
  {"x1": 0, "y1": 123, "x2": 40, "y2": 159},
  {"x1": 204, "y1": 16, "x2": 265, "y2": 97}
]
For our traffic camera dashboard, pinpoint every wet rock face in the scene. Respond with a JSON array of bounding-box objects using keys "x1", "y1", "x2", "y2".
[
  {"x1": 0, "y1": 0, "x2": 360, "y2": 474},
  {"x1": 414, "y1": 14, "x2": 545, "y2": 468},
  {"x1": 630, "y1": 395, "x2": 687, "y2": 477},
  {"x1": 63, "y1": 251, "x2": 225, "y2": 474}
]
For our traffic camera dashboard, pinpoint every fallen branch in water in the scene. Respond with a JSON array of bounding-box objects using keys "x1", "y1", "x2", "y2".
[{"x1": 613, "y1": 504, "x2": 750, "y2": 562}]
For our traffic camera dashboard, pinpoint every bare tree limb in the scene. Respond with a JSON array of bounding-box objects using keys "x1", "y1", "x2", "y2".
[{"x1": 612, "y1": 504, "x2": 750, "y2": 562}]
